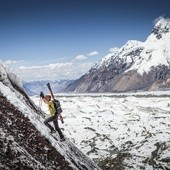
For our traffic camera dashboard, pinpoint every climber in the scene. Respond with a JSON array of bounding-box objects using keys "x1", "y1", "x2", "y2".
[{"x1": 43, "y1": 95, "x2": 65, "y2": 141}]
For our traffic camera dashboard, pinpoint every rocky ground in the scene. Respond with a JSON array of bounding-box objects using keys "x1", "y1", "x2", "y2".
[{"x1": 0, "y1": 94, "x2": 71, "y2": 170}]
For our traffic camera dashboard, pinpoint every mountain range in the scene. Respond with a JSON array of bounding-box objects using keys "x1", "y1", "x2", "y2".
[
  {"x1": 23, "y1": 79, "x2": 73, "y2": 96},
  {"x1": 66, "y1": 17, "x2": 170, "y2": 93}
]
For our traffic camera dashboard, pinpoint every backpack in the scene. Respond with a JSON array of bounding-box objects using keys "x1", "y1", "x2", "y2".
[{"x1": 53, "y1": 99, "x2": 62, "y2": 115}]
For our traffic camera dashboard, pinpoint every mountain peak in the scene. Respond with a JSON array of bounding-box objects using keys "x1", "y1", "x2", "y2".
[
  {"x1": 154, "y1": 17, "x2": 170, "y2": 27},
  {"x1": 151, "y1": 17, "x2": 170, "y2": 39}
]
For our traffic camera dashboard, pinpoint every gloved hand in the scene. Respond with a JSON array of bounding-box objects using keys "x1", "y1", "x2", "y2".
[{"x1": 40, "y1": 91, "x2": 44, "y2": 98}]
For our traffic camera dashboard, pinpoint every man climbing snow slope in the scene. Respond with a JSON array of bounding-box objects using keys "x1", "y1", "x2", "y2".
[{"x1": 43, "y1": 95, "x2": 65, "y2": 141}]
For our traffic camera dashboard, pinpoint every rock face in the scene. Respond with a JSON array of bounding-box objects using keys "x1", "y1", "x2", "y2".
[
  {"x1": 0, "y1": 61, "x2": 100, "y2": 170},
  {"x1": 66, "y1": 17, "x2": 170, "y2": 92}
]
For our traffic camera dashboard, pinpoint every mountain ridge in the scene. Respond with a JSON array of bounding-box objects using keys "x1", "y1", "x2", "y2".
[
  {"x1": 23, "y1": 79, "x2": 73, "y2": 96},
  {"x1": 66, "y1": 17, "x2": 170, "y2": 93}
]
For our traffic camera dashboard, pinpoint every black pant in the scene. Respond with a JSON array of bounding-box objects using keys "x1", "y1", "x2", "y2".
[{"x1": 44, "y1": 115, "x2": 64, "y2": 139}]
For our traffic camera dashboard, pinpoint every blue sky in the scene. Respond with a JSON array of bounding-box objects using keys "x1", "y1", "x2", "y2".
[{"x1": 1, "y1": 0, "x2": 170, "y2": 81}]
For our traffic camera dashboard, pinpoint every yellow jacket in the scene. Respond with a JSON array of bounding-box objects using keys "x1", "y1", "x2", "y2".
[{"x1": 48, "y1": 101, "x2": 56, "y2": 116}]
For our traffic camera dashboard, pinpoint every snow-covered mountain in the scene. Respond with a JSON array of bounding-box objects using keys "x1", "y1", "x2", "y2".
[
  {"x1": 23, "y1": 79, "x2": 73, "y2": 96},
  {"x1": 66, "y1": 17, "x2": 170, "y2": 92},
  {"x1": 0, "y1": 61, "x2": 100, "y2": 170}
]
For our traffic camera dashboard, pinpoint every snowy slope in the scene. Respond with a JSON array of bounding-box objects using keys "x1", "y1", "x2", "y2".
[
  {"x1": 93, "y1": 40, "x2": 143, "y2": 71},
  {"x1": 94, "y1": 17, "x2": 170, "y2": 75},
  {"x1": 128, "y1": 17, "x2": 170, "y2": 74},
  {"x1": 32, "y1": 92, "x2": 170, "y2": 170},
  {"x1": 0, "y1": 60, "x2": 100, "y2": 170}
]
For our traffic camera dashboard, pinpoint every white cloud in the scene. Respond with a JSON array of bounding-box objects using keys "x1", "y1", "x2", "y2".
[
  {"x1": 5, "y1": 60, "x2": 23, "y2": 65},
  {"x1": 87, "y1": 51, "x2": 99, "y2": 56},
  {"x1": 75, "y1": 55, "x2": 87, "y2": 60},
  {"x1": 14, "y1": 62, "x2": 94, "y2": 81},
  {"x1": 109, "y1": 47, "x2": 119, "y2": 53},
  {"x1": 75, "y1": 51, "x2": 99, "y2": 61},
  {"x1": 5, "y1": 50, "x2": 99, "y2": 81},
  {"x1": 5, "y1": 60, "x2": 17, "y2": 64}
]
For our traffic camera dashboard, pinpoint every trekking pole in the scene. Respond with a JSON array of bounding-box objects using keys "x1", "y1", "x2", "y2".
[
  {"x1": 46, "y1": 83, "x2": 64, "y2": 124},
  {"x1": 39, "y1": 91, "x2": 45, "y2": 110},
  {"x1": 37, "y1": 92, "x2": 45, "y2": 120},
  {"x1": 39, "y1": 96, "x2": 42, "y2": 110}
]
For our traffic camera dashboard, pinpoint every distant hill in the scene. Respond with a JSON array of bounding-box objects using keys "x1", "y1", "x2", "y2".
[
  {"x1": 66, "y1": 17, "x2": 170, "y2": 92},
  {"x1": 23, "y1": 79, "x2": 73, "y2": 96}
]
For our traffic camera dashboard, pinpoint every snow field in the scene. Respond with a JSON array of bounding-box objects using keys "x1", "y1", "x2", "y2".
[{"x1": 31, "y1": 93, "x2": 170, "y2": 169}]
